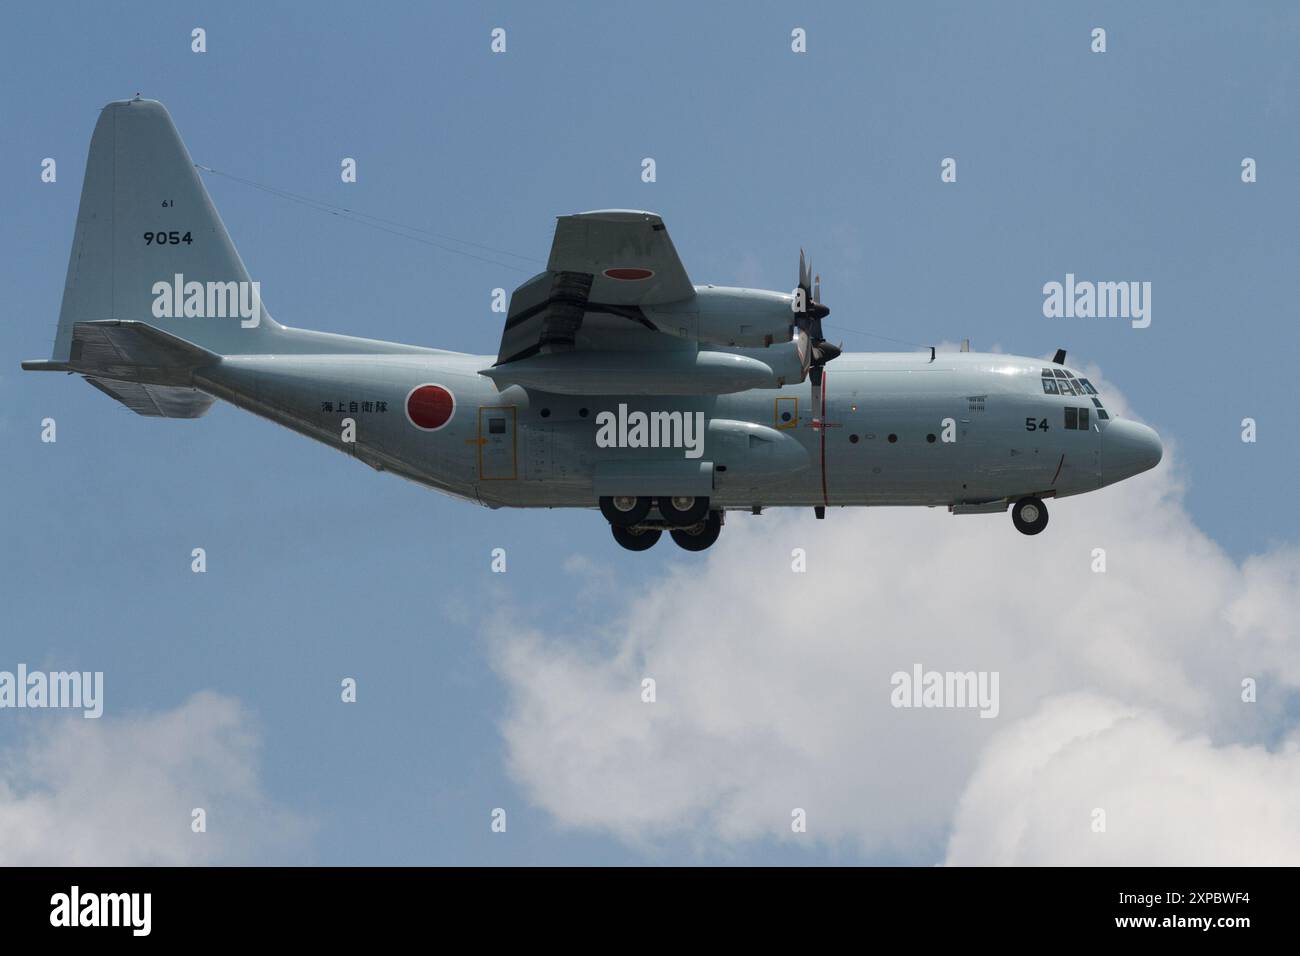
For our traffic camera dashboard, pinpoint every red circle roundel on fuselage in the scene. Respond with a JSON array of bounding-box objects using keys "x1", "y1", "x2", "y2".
[{"x1": 406, "y1": 384, "x2": 455, "y2": 431}]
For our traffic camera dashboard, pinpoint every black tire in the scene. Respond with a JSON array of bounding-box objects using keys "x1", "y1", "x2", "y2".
[
  {"x1": 657, "y1": 495, "x2": 710, "y2": 527},
  {"x1": 1011, "y1": 496, "x2": 1049, "y2": 535},
  {"x1": 600, "y1": 495, "x2": 652, "y2": 528},
  {"x1": 670, "y1": 510, "x2": 723, "y2": 552},
  {"x1": 611, "y1": 524, "x2": 661, "y2": 552}
]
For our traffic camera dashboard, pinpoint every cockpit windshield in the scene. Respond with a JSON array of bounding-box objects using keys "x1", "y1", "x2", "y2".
[{"x1": 1043, "y1": 369, "x2": 1109, "y2": 418}]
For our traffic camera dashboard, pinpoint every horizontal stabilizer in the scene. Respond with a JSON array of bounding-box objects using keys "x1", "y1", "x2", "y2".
[
  {"x1": 25, "y1": 320, "x2": 221, "y2": 417},
  {"x1": 82, "y1": 377, "x2": 215, "y2": 418},
  {"x1": 57, "y1": 320, "x2": 218, "y2": 384}
]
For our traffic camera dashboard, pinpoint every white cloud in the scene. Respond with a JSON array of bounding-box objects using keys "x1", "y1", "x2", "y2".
[
  {"x1": 490, "y1": 366, "x2": 1300, "y2": 863},
  {"x1": 945, "y1": 694, "x2": 1300, "y2": 865},
  {"x1": 0, "y1": 691, "x2": 311, "y2": 865}
]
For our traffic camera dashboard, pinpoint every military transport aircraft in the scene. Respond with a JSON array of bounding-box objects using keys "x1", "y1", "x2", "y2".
[{"x1": 24, "y1": 99, "x2": 1162, "y2": 551}]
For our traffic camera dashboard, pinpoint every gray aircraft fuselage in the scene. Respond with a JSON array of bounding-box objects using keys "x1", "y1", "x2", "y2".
[{"x1": 193, "y1": 326, "x2": 1159, "y2": 512}]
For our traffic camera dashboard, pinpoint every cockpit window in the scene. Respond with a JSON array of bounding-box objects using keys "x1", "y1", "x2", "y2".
[{"x1": 1043, "y1": 370, "x2": 1103, "y2": 401}]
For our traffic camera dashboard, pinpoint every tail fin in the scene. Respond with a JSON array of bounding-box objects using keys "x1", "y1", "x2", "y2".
[{"x1": 49, "y1": 97, "x2": 278, "y2": 362}]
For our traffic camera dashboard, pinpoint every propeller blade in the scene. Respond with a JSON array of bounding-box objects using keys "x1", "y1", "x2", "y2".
[
  {"x1": 814, "y1": 341, "x2": 842, "y2": 364},
  {"x1": 794, "y1": 249, "x2": 832, "y2": 343}
]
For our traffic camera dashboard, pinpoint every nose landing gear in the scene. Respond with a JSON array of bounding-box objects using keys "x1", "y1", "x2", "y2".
[{"x1": 1011, "y1": 496, "x2": 1049, "y2": 535}]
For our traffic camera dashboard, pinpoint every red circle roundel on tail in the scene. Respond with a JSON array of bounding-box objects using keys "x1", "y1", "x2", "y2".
[
  {"x1": 603, "y1": 267, "x2": 654, "y2": 280},
  {"x1": 405, "y1": 384, "x2": 456, "y2": 431}
]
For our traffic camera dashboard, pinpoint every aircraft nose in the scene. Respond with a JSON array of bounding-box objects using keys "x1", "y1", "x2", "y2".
[{"x1": 1101, "y1": 418, "x2": 1163, "y2": 485}]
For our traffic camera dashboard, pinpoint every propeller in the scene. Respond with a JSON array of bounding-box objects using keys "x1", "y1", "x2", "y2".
[
  {"x1": 794, "y1": 250, "x2": 841, "y2": 521},
  {"x1": 794, "y1": 249, "x2": 841, "y2": 373}
]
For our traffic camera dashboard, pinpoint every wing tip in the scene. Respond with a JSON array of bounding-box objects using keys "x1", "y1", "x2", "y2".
[{"x1": 566, "y1": 209, "x2": 662, "y2": 223}]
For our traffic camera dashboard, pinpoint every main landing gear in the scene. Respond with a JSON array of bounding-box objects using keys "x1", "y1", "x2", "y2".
[
  {"x1": 602, "y1": 496, "x2": 723, "y2": 551},
  {"x1": 669, "y1": 510, "x2": 723, "y2": 551},
  {"x1": 1011, "y1": 496, "x2": 1049, "y2": 535},
  {"x1": 610, "y1": 525, "x2": 662, "y2": 551}
]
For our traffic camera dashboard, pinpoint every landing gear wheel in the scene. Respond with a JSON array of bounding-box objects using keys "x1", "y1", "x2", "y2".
[
  {"x1": 670, "y1": 510, "x2": 723, "y2": 552},
  {"x1": 600, "y1": 495, "x2": 652, "y2": 528},
  {"x1": 611, "y1": 524, "x2": 662, "y2": 552},
  {"x1": 1012, "y1": 496, "x2": 1049, "y2": 535},
  {"x1": 657, "y1": 495, "x2": 710, "y2": 527}
]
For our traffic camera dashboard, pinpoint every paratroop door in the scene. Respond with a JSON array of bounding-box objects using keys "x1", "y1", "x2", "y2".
[{"x1": 478, "y1": 406, "x2": 517, "y2": 480}]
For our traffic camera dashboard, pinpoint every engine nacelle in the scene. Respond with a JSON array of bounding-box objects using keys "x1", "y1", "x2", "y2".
[
  {"x1": 480, "y1": 331, "x2": 809, "y2": 395},
  {"x1": 645, "y1": 286, "x2": 795, "y2": 349}
]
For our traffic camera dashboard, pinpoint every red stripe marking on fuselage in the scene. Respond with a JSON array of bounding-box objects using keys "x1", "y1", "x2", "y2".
[{"x1": 820, "y1": 369, "x2": 829, "y2": 507}]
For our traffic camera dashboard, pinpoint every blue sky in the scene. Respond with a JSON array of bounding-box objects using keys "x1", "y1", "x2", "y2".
[{"x1": 2, "y1": 2, "x2": 1298, "y2": 865}]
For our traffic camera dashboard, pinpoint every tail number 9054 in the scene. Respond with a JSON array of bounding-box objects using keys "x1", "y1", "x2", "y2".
[{"x1": 143, "y1": 231, "x2": 193, "y2": 245}]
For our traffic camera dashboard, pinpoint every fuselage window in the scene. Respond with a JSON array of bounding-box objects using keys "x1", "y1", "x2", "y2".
[
  {"x1": 1079, "y1": 407, "x2": 1089, "y2": 429},
  {"x1": 1097, "y1": 408, "x2": 1110, "y2": 420},
  {"x1": 1064, "y1": 407, "x2": 1078, "y2": 429},
  {"x1": 1052, "y1": 368, "x2": 1069, "y2": 378},
  {"x1": 1079, "y1": 378, "x2": 1098, "y2": 395},
  {"x1": 489, "y1": 417, "x2": 507, "y2": 435},
  {"x1": 1042, "y1": 376, "x2": 1059, "y2": 394}
]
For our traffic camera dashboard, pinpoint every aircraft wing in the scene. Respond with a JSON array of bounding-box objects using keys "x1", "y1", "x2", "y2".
[
  {"x1": 494, "y1": 210, "x2": 695, "y2": 367},
  {"x1": 487, "y1": 210, "x2": 807, "y2": 395},
  {"x1": 547, "y1": 210, "x2": 694, "y2": 305}
]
